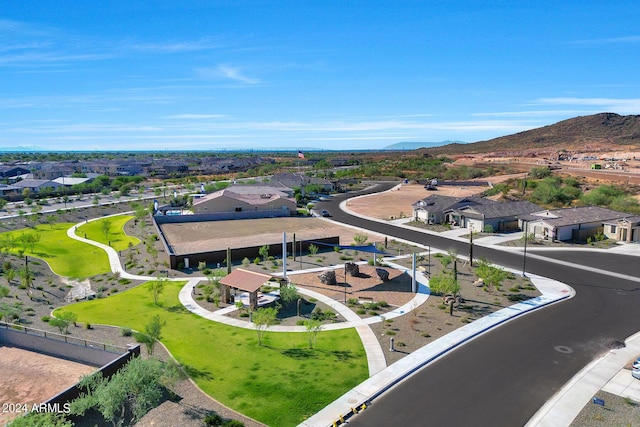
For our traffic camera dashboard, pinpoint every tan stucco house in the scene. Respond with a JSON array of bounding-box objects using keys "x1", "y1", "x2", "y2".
[{"x1": 192, "y1": 185, "x2": 296, "y2": 218}]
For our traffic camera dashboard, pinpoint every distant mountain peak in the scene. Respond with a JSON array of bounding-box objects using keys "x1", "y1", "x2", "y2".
[
  {"x1": 383, "y1": 140, "x2": 466, "y2": 150},
  {"x1": 420, "y1": 113, "x2": 640, "y2": 156}
]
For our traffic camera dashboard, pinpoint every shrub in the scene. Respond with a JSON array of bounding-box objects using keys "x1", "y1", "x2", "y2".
[
  {"x1": 356, "y1": 308, "x2": 366, "y2": 315},
  {"x1": 85, "y1": 322, "x2": 92, "y2": 329},
  {"x1": 41, "y1": 316, "x2": 50, "y2": 322},
  {"x1": 385, "y1": 330, "x2": 396, "y2": 336},
  {"x1": 204, "y1": 413, "x2": 224, "y2": 426},
  {"x1": 121, "y1": 327, "x2": 133, "y2": 337}
]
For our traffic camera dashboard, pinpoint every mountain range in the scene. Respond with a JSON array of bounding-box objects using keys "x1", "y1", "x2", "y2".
[{"x1": 419, "y1": 113, "x2": 640, "y2": 156}]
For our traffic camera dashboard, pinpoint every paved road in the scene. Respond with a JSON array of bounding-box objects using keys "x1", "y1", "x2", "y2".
[{"x1": 316, "y1": 184, "x2": 640, "y2": 427}]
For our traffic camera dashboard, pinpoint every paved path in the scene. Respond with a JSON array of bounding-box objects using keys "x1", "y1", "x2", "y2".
[{"x1": 65, "y1": 215, "x2": 408, "y2": 376}]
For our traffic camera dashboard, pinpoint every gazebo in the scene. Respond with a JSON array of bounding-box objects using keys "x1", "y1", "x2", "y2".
[{"x1": 219, "y1": 269, "x2": 274, "y2": 310}]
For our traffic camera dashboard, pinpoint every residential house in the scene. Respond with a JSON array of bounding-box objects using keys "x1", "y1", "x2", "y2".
[
  {"x1": 0, "y1": 165, "x2": 30, "y2": 178},
  {"x1": 0, "y1": 184, "x2": 21, "y2": 196},
  {"x1": 519, "y1": 206, "x2": 629, "y2": 241},
  {"x1": 191, "y1": 185, "x2": 296, "y2": 218},
  {"x1": 31, "y1": 162, "x2": 75, "y2": 180},
  {"x1": 412, "y1": 195, "x2": 540, "y2": 232},
  {"x1": 603, "y1": 216, "x2": 640, "y2": 243},
  {"x1": 11, "y1": 179, "x2": 63, "y2": 194}
]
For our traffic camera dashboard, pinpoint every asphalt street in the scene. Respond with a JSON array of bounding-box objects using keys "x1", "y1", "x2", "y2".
[{"x1": 316, "y1": 184, "x2": 640, "y2": 427}]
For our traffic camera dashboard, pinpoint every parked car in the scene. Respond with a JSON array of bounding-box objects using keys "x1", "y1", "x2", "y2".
[
  {"x1": 632, "y1": 368, "x2": 640, "y2": 380},
  {"x1": 320, "y1": 210, "x2": 331, "y2": 217},
  {"x1": 632, "y1": 357, "x2": 640, "y2": 370}
]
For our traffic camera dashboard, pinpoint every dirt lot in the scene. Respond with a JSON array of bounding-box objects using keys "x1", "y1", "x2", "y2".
[
  {"x1": 160, "y1": 217, "x2": 387, "y2": 255},
  {"x1": 344, "y1": 181, "x2": 511, "y2": 220},
  {"x1": 0, "y1": 346, "x2": 95, "y2": 425}
]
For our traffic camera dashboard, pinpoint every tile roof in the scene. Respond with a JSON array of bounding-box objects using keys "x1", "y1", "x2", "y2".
[
  {"x1": 521, "y1": 206, "x2": 629, "y2": 227},
  {"x1": 219, "y1": 269, "x2": 274, "y2": 293}
]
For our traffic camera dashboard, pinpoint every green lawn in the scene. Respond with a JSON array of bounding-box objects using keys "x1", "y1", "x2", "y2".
[
  {"x1": 57, "y1": 281, "x2": 368, "y2": 426},
  {"x1": 2, "y1": 223, "x2": 111, "y2": 278},
  {"x1": 75, "y1": 215, "x2": 140, "y2": 252}
]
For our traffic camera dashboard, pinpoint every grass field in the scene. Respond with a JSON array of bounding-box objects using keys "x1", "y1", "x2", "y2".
[
  {"x1": 2, "y1": 223, "x2": 111, "y2": 278},
  {"x1": 74, "y1": 215, "x2": 140, "y2": 251},
  {"x1": 57, "y1": 281, "x2": 368, "y2": 426}
]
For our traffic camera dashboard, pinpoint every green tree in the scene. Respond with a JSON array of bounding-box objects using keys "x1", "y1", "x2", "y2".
[
  {"x1": 134, "y1": 315, "x2": 164, "y2": 356},
  {"x1": 253, "y1": 306, "x2": 278, "y2": 346},
  {"x1": 529, "y1": 166, "x2": 551, "y2": 179},
  {"x1": 0, "y1": 302, "x2": 22, "y2": 322},
  {"x1": 147, "y1": 278, "x2": 166, "y2": 306},
  {"x1": 50, "y1": 311, "x2": 77, "y2": 334},
  {"x1": 353, "y1": 233, "x2": 369, "y2": 246},
  {"x1": 279, "y1": 281, "x2": 299, "y2": 306},
  {"x1": 427, "y1": 271, "x2": 460, "y2": 306},
  {"x1": 4, "y1": 268, "x2": 15, "y2": 285},
  {"x1": 475, "y1": 259, "x2": 509, "y2": 292},
  {"x1": 0, "y1": 198, "x2": 8, "y2": 211},
  {"x1": 258, "y1": 244, "x2": 270, "y2": 262},
  {"x1": 70, "y1": 357, "x2": 182, "y2": 427},
  {"x1": 308, "y1": 244, "x2": 318, "y2": 256},
  {"x1": 100, "y1": 219, "x2": 112, "y2": 240},
  {"x1": 19, "y1": 266, "x2": 34, "y2": 290},
  {"x1": 304, "y1": 319, "x2": 323, "y2": 349},
  {"x1": 7, "y1": 412, "x2": 73, "y2": 427}
]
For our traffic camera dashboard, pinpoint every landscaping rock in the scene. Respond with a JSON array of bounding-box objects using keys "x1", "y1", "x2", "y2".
[
  {"x1": 318, "y1": 270, "x2": 337, "y2": 285},
  {"x1": 375, "y1": 268, "x2": 389, "y2": 281},
  {"x1": 345, "y1": 262, "x2": 360, "y2": 277}
]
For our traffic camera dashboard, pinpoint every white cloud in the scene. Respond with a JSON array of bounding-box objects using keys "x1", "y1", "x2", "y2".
[
  {"x1": 197, "y1": 64, "x2": 260, "y2": 84},
  {"x1": 164, "y1": 114, "x2": 228, "y2": 119},
  {"x1": 472, "y1": 110, "x2": 589, "y2": 118},
  {"x1": 128, "y1": 37, "x2": 228, "y2": 53},
  {"x1": 533, "y1": 97, "x2": 640, "y2": 114}
]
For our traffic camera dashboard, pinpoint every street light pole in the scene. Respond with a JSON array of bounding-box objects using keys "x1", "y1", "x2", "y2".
[
  {"x1": 469, "y1": 225, "x2": 474, "y2": 266},
  {"x1": 344, "y1": 266, "x2": 347, "y2": 303},
  {"x1": 522, "y1": 221, "x2": 528, "y2": 277}
]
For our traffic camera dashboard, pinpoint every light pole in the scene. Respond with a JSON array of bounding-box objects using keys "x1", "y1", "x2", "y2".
[
  {"x1": 427, "y1": 244, "x2": 431, "y2": 278},
  {"x1": 344, "y1": 265, "x2": 347, "y2": 303},
  {"x1": 522, "y1": 221, "x2": 529, "y2": 277},
  {"x1": 468, "y1": 225, "x2": 474, "y2": 266}
]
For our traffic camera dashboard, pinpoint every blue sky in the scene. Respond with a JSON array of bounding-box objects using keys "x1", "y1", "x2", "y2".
[{"x1": 1, "y1": 1, "x2": 640, "y2": 151}]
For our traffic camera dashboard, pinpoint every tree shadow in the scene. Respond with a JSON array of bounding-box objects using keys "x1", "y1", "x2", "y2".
[
  {"x1": 281, "y1": 348, "x2": 318, "y2": 360},
  {"x1": 167, "y1": 304, "x2": 189, "y2": 314},
  {"x1": 181, "y1": 363, "x2": 214, "y2": 381}
]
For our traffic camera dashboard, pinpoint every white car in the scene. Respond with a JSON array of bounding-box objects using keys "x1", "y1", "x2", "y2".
[
  {"x1": 633, "y1": 357, "x2": 640, "y2": 370},
  {"x1": 632, "y1": 368, "x2": 640, "y2": 380}
]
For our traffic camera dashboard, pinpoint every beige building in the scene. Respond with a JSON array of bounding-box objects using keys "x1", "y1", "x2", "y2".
[
  {"x1": 192, "y1": 185, "x2": 296, "y2": 217},
  {"x1": 603, "y1": 216, "x2": 640, "y2": 243}
]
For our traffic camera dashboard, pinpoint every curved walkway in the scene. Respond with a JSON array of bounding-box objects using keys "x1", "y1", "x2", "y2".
[{"x1": 66, "y1": 214, "x2": 419, "y2": 376}]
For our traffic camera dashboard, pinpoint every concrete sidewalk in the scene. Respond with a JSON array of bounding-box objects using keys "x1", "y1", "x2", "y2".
[{"x1": 527, "y1": 332, "x2": 640, "y2": 427}]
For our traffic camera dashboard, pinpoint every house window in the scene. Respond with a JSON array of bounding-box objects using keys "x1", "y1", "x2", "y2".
[
  {"x1": 610, "y1": 225, "x2": 617, "y2": 233},
  {"x1": 235, "y1": 207, "x2": 242, "y2": 212}
]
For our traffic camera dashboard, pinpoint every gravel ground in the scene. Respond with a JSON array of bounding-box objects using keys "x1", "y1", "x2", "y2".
[{"x1": 570, "y1": 390, "x2": 640, "y2": 426}]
